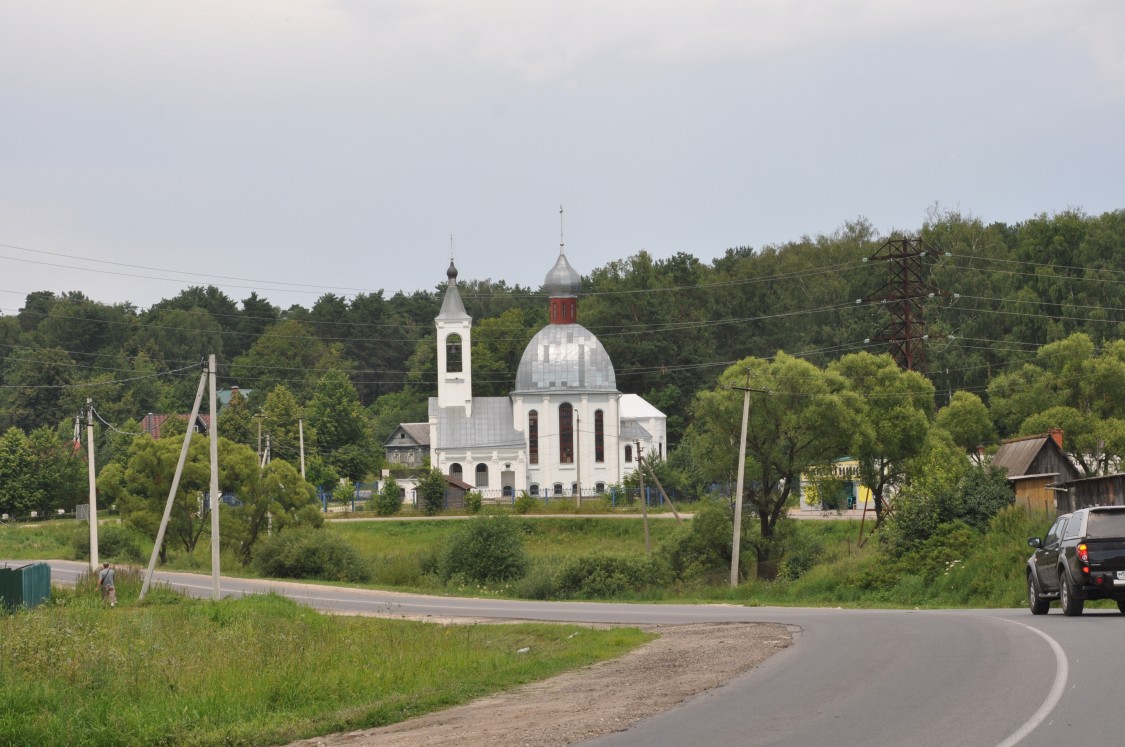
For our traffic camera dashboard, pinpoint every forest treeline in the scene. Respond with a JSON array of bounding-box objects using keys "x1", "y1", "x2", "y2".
[{"x1": 2, "y1": 207, "x2": 1124, "y2": 462}]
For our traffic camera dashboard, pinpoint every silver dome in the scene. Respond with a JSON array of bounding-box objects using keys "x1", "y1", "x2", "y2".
[
  {"x1": 514, "y1": 323, "x2": 617, "y2": 393},
  {"x1": 544, "y1": 253, "x2": 582, "y2": 297}
]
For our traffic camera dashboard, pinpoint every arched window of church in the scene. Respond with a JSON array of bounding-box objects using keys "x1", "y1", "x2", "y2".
[
  {"x1": 503, "y1": 485, "x2": 513, "y2": 497},
  {"x1": 624, "y1": 444, "x2": 633, "y2": 463},
  {"x1": 559, "y1": 403, "x2": 574, "y2": 464},
  {"x1": 595, "y1": 482, "x2": 606, "y2": 494},
  {"x1": 571, "y1": 482, "x2": 578, "y2": 496},
  {"x1": 475, "y1": 463, "x2": 488, "y2": 488},
  {"x1": 530, "y1": 484, "x2": 540, "y2": 496},
  {"x1": 528, "y1": 410, "x2": 539, "y2": 465},
  {"x1": 446, "y1": 333, "x2": 462, "y2": 373},
  {"x1": 594, "y1": 410, "x2": 605, "y2": 462},
  {"x1": 449, "y1": 463, "x2": 462, "y2": 482},
  {"x1": 553, "y1": 483, "x2": 564, "y2": 496}
]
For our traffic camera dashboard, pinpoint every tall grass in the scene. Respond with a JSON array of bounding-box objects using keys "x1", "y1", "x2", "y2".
[{"x1": 0, "y1": 584, "x2": 652, "y2": 746}]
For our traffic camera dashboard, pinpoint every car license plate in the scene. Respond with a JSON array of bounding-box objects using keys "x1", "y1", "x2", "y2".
[{"x1": 1118, "y1": 571, "x2": 1125, "y2": 580}]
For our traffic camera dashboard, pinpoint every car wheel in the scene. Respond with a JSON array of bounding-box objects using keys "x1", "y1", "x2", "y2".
[
  {"x1": 1028, "y1": 574, "x2": 1050, "y2": 615},
  {"x1": 1060, "y1": 571, "x2": 1084, "y2": 616}
]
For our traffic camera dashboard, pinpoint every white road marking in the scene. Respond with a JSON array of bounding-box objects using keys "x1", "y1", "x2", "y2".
[{"x1": 993, "y1": 619, "x2": 1068, "y2": 747}]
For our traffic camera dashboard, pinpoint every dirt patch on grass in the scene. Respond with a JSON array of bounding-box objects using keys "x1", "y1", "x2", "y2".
[{"x1": 287, "y1": 621, "x2": 791, "y2": 747}]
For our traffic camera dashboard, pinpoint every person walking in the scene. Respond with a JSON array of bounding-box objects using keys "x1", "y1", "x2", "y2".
[{"x1": 97, "y1": 562, "x2": 116, "y2": 608}]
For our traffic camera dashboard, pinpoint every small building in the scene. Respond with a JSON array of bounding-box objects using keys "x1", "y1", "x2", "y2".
[
  {"x1": 1056, "y1": 473, "x2": 1125, "y2": 512},
  {"x1": 799, "y1": 457, "x2": 874, "y2": 511},
  {"x1": 383, "y1": 423, "x2": 430, "y2": 467},
  {"x1": 991, "y1": 429, "x2": 1080, "y2": 513}
]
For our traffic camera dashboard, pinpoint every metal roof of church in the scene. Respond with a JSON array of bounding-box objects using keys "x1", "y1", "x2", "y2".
[
  {"x1": 513, "y1": 323, "x2": 617, "y2": 394},
  {"x1": 429, "y1": 397, "x2": 524, "y2": 449}
]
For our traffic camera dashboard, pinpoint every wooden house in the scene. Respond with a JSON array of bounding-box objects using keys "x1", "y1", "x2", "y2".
[{"x1": 991, "y1": 429, "x2": 1080, "y2": 514}]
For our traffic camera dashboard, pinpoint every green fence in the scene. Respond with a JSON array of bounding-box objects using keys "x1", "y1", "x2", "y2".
[{"x1": 0, "y1": 562, "x2": 51, "y2": 612}]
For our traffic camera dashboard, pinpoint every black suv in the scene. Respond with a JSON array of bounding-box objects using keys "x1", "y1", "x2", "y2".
[{"x1": 1027, "y1": 506, "x2": 1125, "y2": 616}]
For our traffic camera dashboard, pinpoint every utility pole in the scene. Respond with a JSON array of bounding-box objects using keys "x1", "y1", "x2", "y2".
[
  {"x1": 256, "y1": 412, "x2": 263, "y2": 461},
  {"x1": 861, "y1": 236, "x2": 950, "y2": 373},
  {"x1": 141, "y1": 362, "x2": 208, "y2": 600},
  {"x1": 208, "y1": 354, "x2": 220, "y2": 601},
  {"x1": 261, "y1": 434, "x2": 271, "y2": 468},
  {"x1": 298, "y1": 418, "x2": 306, "y2": 480},
  {"x1": 85, "y1": 399, "x2": 99, "y2": 570},
  {"x1": 636, "y1": 441, "x2": 650, "y2": 556},
  {"x1": 730, "y1": 379, "x2": 768, "y2": 587}
]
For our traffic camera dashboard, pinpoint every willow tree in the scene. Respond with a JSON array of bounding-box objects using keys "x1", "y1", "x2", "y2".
[{"x1": 688, "y1": 353, "x2": 856, "y2": 579}]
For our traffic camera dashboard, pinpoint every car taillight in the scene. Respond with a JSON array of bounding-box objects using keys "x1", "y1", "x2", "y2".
[{"x1": 1077, "y1": 543, "x2": 1089, "y2": 563}]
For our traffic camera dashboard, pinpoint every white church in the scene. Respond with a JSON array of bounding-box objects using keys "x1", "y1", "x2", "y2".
[{"x1": 387, "y1": 245, "x2": 667, "y2": 500}]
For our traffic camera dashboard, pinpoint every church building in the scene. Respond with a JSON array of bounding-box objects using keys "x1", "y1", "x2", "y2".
[{"x1": 416, "y1": 245, "x2": 667, "y2": 500}]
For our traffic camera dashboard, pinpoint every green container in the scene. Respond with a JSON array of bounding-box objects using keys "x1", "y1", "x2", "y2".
[{"x1": 0, "y1": 562, "x2": 51, "y2": 611}]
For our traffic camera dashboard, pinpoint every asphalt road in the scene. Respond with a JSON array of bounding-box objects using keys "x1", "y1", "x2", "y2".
[{"x1": 24, "y1": 559, "x2": 1119, "y2": 747}]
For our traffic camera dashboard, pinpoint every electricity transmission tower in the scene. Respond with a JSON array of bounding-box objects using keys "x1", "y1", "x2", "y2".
[{"x1": 862, "y1": 236, "x2": 948, "y2": 374}]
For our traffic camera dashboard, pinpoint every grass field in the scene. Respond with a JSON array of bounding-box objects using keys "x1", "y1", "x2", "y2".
[
  {"x1": 1, "y1": 508, "x2": 1066, "y2": 609},
  {"x1": 0, "y1": 569, "x2": 652, "y2": 747}
]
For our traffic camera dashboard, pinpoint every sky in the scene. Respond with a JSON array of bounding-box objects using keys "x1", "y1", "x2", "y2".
[{"x1": 1, "y1": 1, "x2": 1123, "y2": 313}]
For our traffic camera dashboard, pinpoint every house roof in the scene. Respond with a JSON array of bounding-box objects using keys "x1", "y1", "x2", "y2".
[
  {"x1": 992, "y1": 434, "x2": 1068, "y2": 478},
  {"x1": 429, "y1": 397, "x2": 525, "y2": 449},
  {"x1": 383, "y1": 422, "x2": 430, "y2": 448},
  {"x1": 141, "y1": 413, "x2": 211, "y2": 439}
]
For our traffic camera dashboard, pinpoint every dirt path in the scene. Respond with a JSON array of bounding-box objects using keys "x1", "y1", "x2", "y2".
[{"x1": 286, "y1": 621, "x2": 792, "y2": 747}]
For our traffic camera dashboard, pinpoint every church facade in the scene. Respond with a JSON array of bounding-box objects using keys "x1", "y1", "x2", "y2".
[{"x1": 420, "y1": 249, "x2": 667, "y2": 499}]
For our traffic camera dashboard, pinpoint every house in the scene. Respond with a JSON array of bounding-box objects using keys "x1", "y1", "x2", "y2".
[
  {"x1": 216, "y1": 386, "x2": 252, "y2": 410},
  {"x1": 991, "y1": 429, "x2": 1080, "y2": 513},
  {"x1": 383, "y1": 423, "x2": 430, "y2": 467},
  {"x1": 140, "y1": 413, "x2": 211, "y2": 439}
]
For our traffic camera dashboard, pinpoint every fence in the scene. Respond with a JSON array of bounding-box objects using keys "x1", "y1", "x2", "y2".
[
  {"x1": 463, "y1": 486, "x2": 677, "y2": 510},
  {"x1": 317, "y1": 481, "x2": 379, "y2": 513}
]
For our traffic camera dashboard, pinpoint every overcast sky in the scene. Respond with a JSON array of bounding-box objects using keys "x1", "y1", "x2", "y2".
[{"x1": 1, "y1": 1, "x2": 1122, "y2": 312}]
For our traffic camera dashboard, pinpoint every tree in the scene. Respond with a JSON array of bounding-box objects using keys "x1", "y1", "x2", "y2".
[
  {"x1": 217, "y1": 388, "x2": 256, "y2": 450},
  {"x1": 418, "y1": 468, "x2": 447, "y2": 516},
  {"x1": 307, "y1": 370, "x2": 377, "y2": 480},
  {"x1": 935, "y1": 391, "x2": 997, "y2": 463},
  {"x1": 882, "y1": 428, "x2": 1013, "y2": 555},
  {"x1": 218, "y1": 444, "x2": 322, "y2": 562},
  {"x1": 229, "y1": 320, "x2": 330, "y2": 402},
  {"x1": 687, "y1": 353, "x2": 855, "y2": 579},
  {"x1": 0, "y1": 347, "x2": 76, "y2": 432},
  {"x1": 100, "y1": 434, "x2": 211, "y2": 559},
  {"x1": 830, "y1": 352, "x2": 935, "y2": 526},
  {"x1": 260, "y1": 385, "x2": 309, "y2": 467},
  {"x1": 374, "y1": 477, "x2": 404, "y2": 516}
]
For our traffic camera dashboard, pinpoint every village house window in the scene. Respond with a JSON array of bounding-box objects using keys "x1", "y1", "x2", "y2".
[
  {"x1": 529, "y1": 410, "x2": 539, "y2": 465},
  {"x1": 559, "y1": 403, "x2": 574, "y2": 464},
  {"x1": 594, "y1": 410, "x2": 605, "y2": 462},
  {"x1": 475, "y1": 463, "x2": 488, "y2": 488},
  {"x1": 446, "y1": 333, "x2": 462, "y2": 373}
]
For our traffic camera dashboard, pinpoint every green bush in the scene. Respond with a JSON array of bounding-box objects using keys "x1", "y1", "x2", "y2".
[
  {"x1": 373, "y1": 479, "x2": 404, "y2": 516},
  {"x1": 464, "y1": 491, "x2": 483, "y2": 514},
  {"x1": 552, "y1": 553, "x2": 672, "y2": 599},
  {"x1": 252, "y1": 528, "x2": 373, "y2": 582},
  {"x1": 418, "y1": 469, "x2": 447, "y2": 516},
  {"x1": 660, "y1": 499, "x2": 733, "y2": 580},
  {"x1": 71, "y1": 522, "x2": 146, "y2": 564},
  {"x1": 438, "y1": 515, "x2": 529, "y2": 584},
  {"x1": 513, "y1": 492, "x2": 538, "y2": 515}
]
